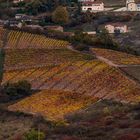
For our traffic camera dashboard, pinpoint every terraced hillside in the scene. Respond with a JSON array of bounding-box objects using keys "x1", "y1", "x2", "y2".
[
  {"x1": 0, "y1": 28, "x2": 69, "y2": 49},
  {"x1": 0, "y1": 28, "x2": 140, "y2": 122},
  {"x1": 3, "y1": 60, "x2": 140, "y2": 104},
  {"x1": 4, "y1": 49, "x2": 93, "y2": 70},
  {"x1": 8, "y1": 90, "x2": 98, "y2": 120}
]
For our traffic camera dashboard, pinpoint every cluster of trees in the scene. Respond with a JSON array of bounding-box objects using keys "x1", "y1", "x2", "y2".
[
  {"x1": 71, "y1": 29, "x2": 118, "y2": 51},
  {"x1": 3, "y1": 80, "x2": 31, "y2": 100},
  {"x1": 18, "y1": 0, "x2": 71, "y2": 15}
]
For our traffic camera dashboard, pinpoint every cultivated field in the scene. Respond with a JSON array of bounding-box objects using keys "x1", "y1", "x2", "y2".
[
  {"x1": 92, "y1": 48, "x2": 140, "y2": 65},
  {"x1": 3, "y1": 60, "x2": 140, "y2": 106},
  {"x1": 0, "y1": 28, "x2": 140, "y2": 124},
  {"x1": 4, "y1": 49, "x2": 94, "y2": 70},
  {"x1": 6, "y1": 30, "x2": 69, "y2": 49},
  {"x1": 8, "y1": 90, "x2": 98, "y2": 120},
  {"x1": 0, "y1": 28, "x2": 69, "y2": 49}
]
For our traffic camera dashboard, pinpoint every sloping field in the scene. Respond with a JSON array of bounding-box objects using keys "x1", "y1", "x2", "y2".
[
  {"x1": 2, "y1": 29, "x2": 69, "y2": 49},
  {"x1": 3, "y1": 60, "x2": 140, "y2": 104},
  {"x1": 92, "y1": 48, "x2": 140, "y2": 65},
  {"x1": 8, "y1": 90, "x2": 98, "y2": 120},
  {"x1": 4, "y1": 49, "x2": 94, "y2": 70}
]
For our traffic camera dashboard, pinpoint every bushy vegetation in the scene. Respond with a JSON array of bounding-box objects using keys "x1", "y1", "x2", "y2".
[
  {"x1": 23, "y1": 129, "x2": 45, "y2": 140},
  {"x1": 52, "y1": 6, "x2": 69, "y2": 25},
  {"x1": 70, "y1": 29, "x2": 118, "y2": 51},
  {"x1": 96, "y1": 29, "x2": 119, "y2": 49},
  {"x1": 3, "y1": 80, "x2": 31, "y2": 100}
]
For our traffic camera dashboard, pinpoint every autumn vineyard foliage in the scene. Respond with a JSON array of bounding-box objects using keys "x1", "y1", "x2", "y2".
[
  {"x1": 4, "y1": 49, "x2": 94, "y2": 70},
  {"x1": 0, "y1": 27, "x2": 140, "y2": 122},
  {"x1": 3, "y1": 60, "x2": 140, "y2": 105},
  {"x1": 0, "y1": 27, "x2": 69, "y2": 49},
  {"x1": 92, "y1": 48, "x2": 140, "y2": 65},
  {"x1": 8, "y1": 90, "x2": 98, "y2": 120}
]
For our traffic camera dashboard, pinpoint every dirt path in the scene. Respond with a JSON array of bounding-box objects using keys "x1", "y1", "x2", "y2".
[
  {"x1": 95, "y1": 55, "x2": 140, "y2": 84},
  {"x1": 68, "y1": 46, "x2": 140, "y2": 85},
  {"x1": 96, "y1": 55, "x2": 140, "y2": 68}
]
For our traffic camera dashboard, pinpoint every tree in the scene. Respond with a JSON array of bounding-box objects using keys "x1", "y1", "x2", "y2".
[
  {"x1": 25, "y1": 0, "x2": 42, "y2": 15},
  {"x1": 97, "y1": 29, "x2": 118, "y2": 49},
  {"x1": 52, "y1": 6, "x2": 69, "y2": 25},
  {"x1": 16, "y1": 80, "x2": 31, "y2": 95},
  {"x1": 3, "y1": 80, "x2": 31, "y2": 99},
  {"x1": 82, "y1": 10, "x2": 94, "y2": 23}
]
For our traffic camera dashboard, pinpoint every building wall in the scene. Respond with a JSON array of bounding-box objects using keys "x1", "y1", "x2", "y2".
[
  {"x1": 105, "y1": 25, "x2": 115, "y2": 33},
  {"x1": 82, "y1": 3, "x2": 104, "y2": 12},
  {"x1": 105, "y1": 25, "x2": 128, "y2": 33},
  {"x1": 127, "y1": 2, "x2": 137, "y2": 11},
  {"x1": 114, "y1": 25, "x2": 128, "y2": 33}
]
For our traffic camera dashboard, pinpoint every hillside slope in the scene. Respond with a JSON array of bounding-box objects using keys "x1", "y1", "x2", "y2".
[{"x1": 0, "y1": 29, "x2": 139, "y2": 122}]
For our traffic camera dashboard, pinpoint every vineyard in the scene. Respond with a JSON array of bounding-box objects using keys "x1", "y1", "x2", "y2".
[
  {"x1": 3, "y1": 60, "x2": 140, "y2": 104},
  {"x1": 92, "y1": 48, "x2": 140, "y2": 65},
  {"x1": 0, "y1": 28, "x2": 69, "y2": 49},
  {"x1": 6, "y1": 30, "x2": 69, "y2": 49},
  {"x1": 4, "y1": 49, "x2": 94, "y2": 70},
  {"x1": 8, "y1": 90, "x2": 98, "y2": 120},
  {"x1": 0, "y1": 27, "x2": 140, "y2": 122}
]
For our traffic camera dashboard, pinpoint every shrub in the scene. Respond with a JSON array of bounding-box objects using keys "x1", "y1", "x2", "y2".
[
  {"x1": 23, "y1": 129, "x2": 45, "y2": 140},
  {"x1": 16, "y1": 80, "x2": 31, "y2": 95},
  {"x1": 52, "y1": 6, "x2": 69, "y2": 25},
  {"x1": 3, "y1": 80, "x2": 31, "y2": 99},
  {"x1": 97, "y1": 29, "x2": 119, "y2": 50},
  {"x1": 71, "y1": 31, "x2": 95, "y2": 46},
  {"x1": 73, "y1": 43, "x2": 89, "y2": 51}
]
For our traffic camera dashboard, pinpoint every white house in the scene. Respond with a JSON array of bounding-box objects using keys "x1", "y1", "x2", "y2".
[
  {"x1": 126, "y1": 0, "x2": 137, "y2": 11},
  {"x1": 126, "y1": 0, "x2": 140, "y2": 11},
  {"x1": 15, "y1": 14, "x2": 26, "y2": 20},
  {"x1": 81, "y1": 1, "x2": 104, "y2": 12},
  {"x1": 115, "y1": 0, "x2": 140, "y2": 11},
  {"x1": 105, "y1": 23, "x2": 128, "y2": 34}
]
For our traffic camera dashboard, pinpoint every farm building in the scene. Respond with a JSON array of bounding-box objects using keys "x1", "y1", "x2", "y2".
[
  {"x1": 115, "y1": 0, "x2": 140, "y2": 11},
  {"x1": 105, "y1": 23, "x2": 128, "y2": 34},
  {"x1": 44, "y1": 26, "x2": 64, "y2": 32},
  {"x1": 81, "y1": 0, "x2": 104, "y2": 12}
]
